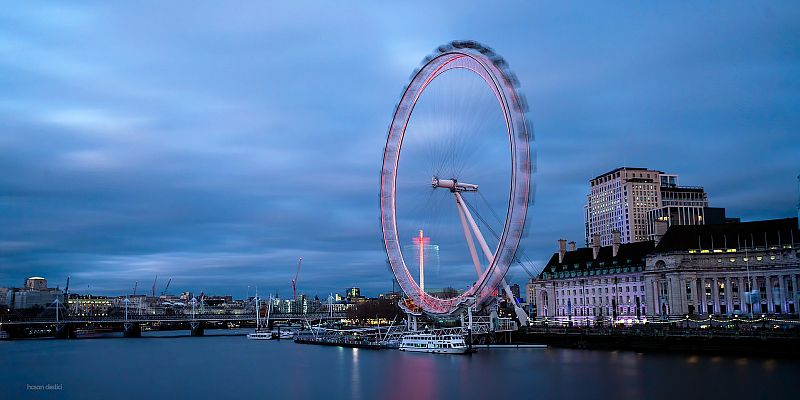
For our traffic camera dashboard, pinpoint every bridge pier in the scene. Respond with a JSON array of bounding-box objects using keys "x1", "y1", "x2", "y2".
[
  {"x1": 123, "y1": 322, "x2": 141, "y2": 338},
  {"x1": 55, "y1": 323, "x2": 75, "y2": 339},
  {"x1": 190, "y1": 321, "x2": 204, "y2": 337}
]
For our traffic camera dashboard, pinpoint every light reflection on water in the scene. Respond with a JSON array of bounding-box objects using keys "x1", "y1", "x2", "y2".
[{"x1": 0, "y1": 335, "x2": 797, "y2": 399}]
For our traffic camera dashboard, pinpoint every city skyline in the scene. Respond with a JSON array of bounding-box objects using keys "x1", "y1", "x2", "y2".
[{"x1": 2, "y1": 2, "x2": 799, "y2": 297}]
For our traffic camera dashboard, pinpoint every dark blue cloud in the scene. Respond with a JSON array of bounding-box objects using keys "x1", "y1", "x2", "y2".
[{"x1": 1, "y1": 1, "x2": 798, "y2": 297}]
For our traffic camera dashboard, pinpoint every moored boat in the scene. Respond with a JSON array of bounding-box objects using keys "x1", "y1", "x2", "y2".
[
  {"x1": 247, "y1": 330, "x2": 273, "y2": 340},
  {"x1": 272, "y1": 324, "x2": 300, "y2": 339},
  {"x1": 399, "y1": 333, "x2": 469, "y2": 354},
  {"x1": 247, "y1": 290, "x2": 274, "y2": 341}
]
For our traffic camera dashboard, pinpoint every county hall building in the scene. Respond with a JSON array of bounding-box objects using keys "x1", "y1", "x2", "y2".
[{"x1": 527, "y1": 217, "x2": 800, "y2": 324}]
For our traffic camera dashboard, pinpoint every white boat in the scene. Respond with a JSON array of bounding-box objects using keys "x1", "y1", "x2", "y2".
[
  {"x1": 247, "y1": 290, "x2": 274, "y2": 341},
  {"x1": 247, "y1": 330, "x2": 273, "y2": 340},
  {"x1": 272, "y1": 329, "x2": 295, "y2": 339},
  {"x1": 399, "y1": 333, "x2": 469, "y2": 354},
  {"x1": 273, "y1": 324, "x2": 300, "y2": 339}
]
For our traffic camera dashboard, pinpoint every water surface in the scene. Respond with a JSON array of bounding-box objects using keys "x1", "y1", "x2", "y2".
[{"x1": 1, "y1": 330, "x2": 797, "y2": 399}]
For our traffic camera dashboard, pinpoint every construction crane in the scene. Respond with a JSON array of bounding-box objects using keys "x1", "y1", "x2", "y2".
[
  {"x1": 161, "y1": 278, "x2": 172, "y2": 297},
  {"x1": 292, "y1": 257, "x2": 302, "y2": 300},
  {"x1": 132, "y1": 281, "x2": 138, "y2": 296},
  {"x1": 152, "y1": 275, "x2": 158, "y2": 298}
]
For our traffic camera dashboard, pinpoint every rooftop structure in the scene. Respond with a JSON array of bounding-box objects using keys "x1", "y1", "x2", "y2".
[
  {"x1": 656, "y1": 217, "x2": 799, "y2": 252},
  {"x1": 25, "y1": 277, "x2": 47, "y2": 291}
]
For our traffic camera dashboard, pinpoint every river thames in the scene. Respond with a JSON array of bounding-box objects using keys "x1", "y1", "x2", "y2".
[{"x1": 1, "y1": 331, "x2": 798, "y2": 399}]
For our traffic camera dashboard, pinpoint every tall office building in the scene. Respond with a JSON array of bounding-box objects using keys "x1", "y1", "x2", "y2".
[
  {"x1": 584, "y1": 167, "x2": 716, "y2": 246},
  {"x1": 584, "y1": 167, "x2": 663, "y2": 246}
]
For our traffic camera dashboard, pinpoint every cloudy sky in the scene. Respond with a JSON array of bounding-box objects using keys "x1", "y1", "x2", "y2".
[{"x1": 1, "y1": 1, "x2": 798, "y2": 298}]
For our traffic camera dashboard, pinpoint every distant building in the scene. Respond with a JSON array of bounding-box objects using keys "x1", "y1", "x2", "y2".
[
  {"x1": 0, "y1": 287, "x2": 13, "y2": 309},
  {"x1": 204, "y1": 295, "x2": 233, "y2": 307},
  {"x1": 345, "y1": 287, "x2": 363, "y2": 300},
  {"x1": 68, "y1": 295, "x2": 111, "y2": 316},
  {"x1": 510, "y1": 284, "x2": 521, "y2": 301},
  {"x1": 25, "y1": 277, "x2": 47, "y2": 291},
  {"x1": 14, "y1": 289, "x2": 59, "y2": 310},
  {"x1": 6, "y1": 276, "x2": 61, "y2": 309},
  {"x1": 272, "y1": 297, "x2": 308, "y2": 313},
  {"x1": 326, "y1": 301, "x2": 353, "y2": 313},
  {"x1": 378, "y1": 291, "x2": 402, "y2": 301},
  {"x1": 644, "y1": 217, "x2": 800, "y2": 318}
]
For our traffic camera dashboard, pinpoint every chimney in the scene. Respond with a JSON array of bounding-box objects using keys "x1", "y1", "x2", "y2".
[
  {"x1": 568, "y1": 241, "x2": 576, "y2": 251},
  {"x1": 612, "y1": 230, "x2": 621, "y2": 257},
  {"x1": 591, "y1": 234, "x2": 601, "y2": 260},
  {"x1": 654, "y1": 220, "x2": 669, "y2": 246},
  {"x1": 558, "y1": 239, "x2": 567, "y2": 263}
]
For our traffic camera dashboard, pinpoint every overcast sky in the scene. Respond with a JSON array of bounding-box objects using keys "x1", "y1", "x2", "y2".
[{"x1": 1, "y1": 1, "x2": 798, "y2": 298}]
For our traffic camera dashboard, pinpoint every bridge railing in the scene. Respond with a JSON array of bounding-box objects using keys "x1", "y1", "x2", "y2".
[{"x1": 1, "y1": 312, "x2": 347, "y2": 324}]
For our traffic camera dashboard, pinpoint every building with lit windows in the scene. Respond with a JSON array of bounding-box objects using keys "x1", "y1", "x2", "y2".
[
  {"x1": 12, "y1": 289, "x2": 60, "y2": 310},
  {"x1": 272, "y1": 295, "x2": 309, "y2": 313},
  {"x1": 585, "y1": 167, "x2": 723, "y2": 247},
  {"x1": 345, "y1": 287, "x2": 364, "y2": 300},
  {"x1": 644, "y1": 217, "x2": 800, "y2": 318},
  {"x1": 0, "y1": 287, "x2": 12, "y2": 309},
  {"x1": 68, "y1": 295, "x2": 112, "y2": 316},
  {"x1": 645, "y1": 185, "x2": 736, "y2": 241},
  {"x1": 6, "y1": 277, "x2": 61, "y2": 310},
  {"x1": 529, "y1": 217, "x2": 800, "y2": 325},
  {"x1": 646, "y1": 185, "x2": 708, "y2": 232},
  {"x1": 585, "y1": 167, "x2": 664, "y2": 246},
  {"x1": 527, "y1": 232, "x2": 653, "y2": 325}
]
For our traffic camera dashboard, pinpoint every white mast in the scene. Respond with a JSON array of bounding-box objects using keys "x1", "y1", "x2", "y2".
[
  {"x1": 265, "y1": 295, "x2": 272, "y2": 326},
  {"x1": 255, "y1": 287, "x2": 260, "y2": 331}
]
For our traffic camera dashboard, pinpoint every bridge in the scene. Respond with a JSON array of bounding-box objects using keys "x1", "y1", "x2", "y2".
[{"x1": 0, "y1": 311, "x2": 348, "y2": 339}]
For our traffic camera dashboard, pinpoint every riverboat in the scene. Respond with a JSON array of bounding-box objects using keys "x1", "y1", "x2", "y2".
[{"x1": 399, "y1": 333, "x2": 469, "y2": 354}]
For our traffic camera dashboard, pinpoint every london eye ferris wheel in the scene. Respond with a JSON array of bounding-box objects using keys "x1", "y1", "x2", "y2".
[{"x1": 380, "y1": 41, "x2": 534, "y2": 319}]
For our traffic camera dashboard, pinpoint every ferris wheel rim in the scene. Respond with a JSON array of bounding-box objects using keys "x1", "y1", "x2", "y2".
[{"x1": 380, "y1": 41, "x2": 532, "y2": 316}]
